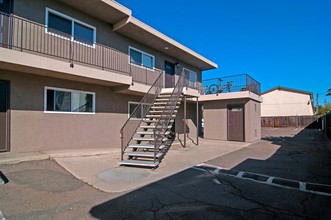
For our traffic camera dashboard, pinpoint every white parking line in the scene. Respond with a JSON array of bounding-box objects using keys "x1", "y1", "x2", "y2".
[
  {"x1": 236, "y1": 171, "x2": 245, "y2": 178},
  {"x1": 299, "y1": 182, "x2": 306, "y2": 191},
  {"x1": 194, "y1": 164, "x2": 331, "y2": 197},
  {"x1": 266, "y1": 177, "x2": 274, "y2": 184}
]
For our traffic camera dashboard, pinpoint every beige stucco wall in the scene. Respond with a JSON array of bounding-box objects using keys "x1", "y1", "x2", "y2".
[
  {"x1": 0, "y1": 70, "x2": 142, "y2": 152},
  {"x1": 175, "y1": 102, "x2": 198, "y2": 145},
  {"x1": 244, "y1": 100, "x2": 261, "y2": 142},
  {"x1": 203, "y1": 99, "x2": 261, "y2": 142},
  {"x1": 261, "y1": 90, "x2": 313, "y2": 117}
]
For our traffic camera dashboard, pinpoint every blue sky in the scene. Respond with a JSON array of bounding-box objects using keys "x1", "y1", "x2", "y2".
[{"x1": 117, "y1": 0, "x2": 331, "y2": 105}]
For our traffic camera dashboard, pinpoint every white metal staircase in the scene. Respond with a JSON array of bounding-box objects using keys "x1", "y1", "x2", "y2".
[
  {"x1": 119, "y1": 91, "x2": 182, "y2": 168},
  {"x1": 119, "y1": 70, "x2": 186, "y2": 168}
]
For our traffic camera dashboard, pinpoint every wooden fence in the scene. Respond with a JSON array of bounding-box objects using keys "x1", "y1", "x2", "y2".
[
  {"x1": 319, "y1": 113, "x2": 331, "y2": 139},
  {"x1": 261, "y1": 116, "x2": 318, "y2": 128}
]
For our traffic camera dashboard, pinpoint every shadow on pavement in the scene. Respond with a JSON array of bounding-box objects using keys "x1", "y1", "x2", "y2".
[
  {"x1": 203, "y1": 125, "x2": 331, "y2": 185},
  {"x1": 90, "y1": 127, "x2": 331, "y2": 219},
  {"x1": 0, "y1": 171, "x2": 9, "y2": 184}
]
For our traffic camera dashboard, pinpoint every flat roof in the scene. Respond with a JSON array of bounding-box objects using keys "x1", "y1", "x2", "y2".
[
  {"x1": 58, "y1": 0, "x2": 217, "y2": 71},
  {"x1": 57, "y1": 0, "x2": 132, "y2": 24},
  {"x1": 114, "y1": 17, "x2": 218, "y2": 70}
]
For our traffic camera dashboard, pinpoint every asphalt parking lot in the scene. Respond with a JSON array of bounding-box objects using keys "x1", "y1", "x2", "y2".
[{"x1": 0, "y1": 127, "x2": 331, "y2": 219}]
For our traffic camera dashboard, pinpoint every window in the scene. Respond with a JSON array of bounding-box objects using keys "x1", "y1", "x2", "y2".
[
  {"x1": 128, "y1": 101, "x2": 150, "y2": 119},
  {"x1": 184, "y1": 68, "x2": 198, "y2": 88},
  {"x1": 129, "y1": 47, "x2": 155, "y2": 69},
  {"x1": 46, "y1": 8, "x2": 96, "y2": 45},
  {"x1": 45, "y1": 87, "x2": 95, "y2": 113}
]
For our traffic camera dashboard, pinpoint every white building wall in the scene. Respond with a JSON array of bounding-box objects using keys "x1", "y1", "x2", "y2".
[{"x1": 261, "y1": 90, "x2": 313, "y2": 117}]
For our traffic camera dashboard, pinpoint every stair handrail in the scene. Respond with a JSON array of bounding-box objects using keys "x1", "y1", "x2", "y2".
[
  {"x1": 153, "y1": 69, "x2": 186, "y2": 162},
  {"x1": 120, "y1": 69, "x2": 163, "y2": 160}
]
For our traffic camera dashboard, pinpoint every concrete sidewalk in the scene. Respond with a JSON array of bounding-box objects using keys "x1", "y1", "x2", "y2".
[
  {"x1": 0, "y1": 148, "x2": 116, "y2": 165},
  {"x1": 0, "y1": 139, "x2": 249, "y2": 192}
]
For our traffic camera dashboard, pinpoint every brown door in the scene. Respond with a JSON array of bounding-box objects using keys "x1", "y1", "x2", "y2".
[
  {"x1": 165, "y1": 61, "x2": 175, "y2": 88},
  {"x1": 0, "y1": 80, "x2": 9, "y2": 152},
  {"x1": 227, "y1": 104, "x2": 244, "y2": 142}
]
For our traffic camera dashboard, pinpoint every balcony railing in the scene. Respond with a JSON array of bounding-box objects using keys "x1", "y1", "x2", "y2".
[
  {"x1": 202, "y1": 74, "x2": 261, "y2": 95},
  {"x1": 0, "y1": 12, "x2": 160, "y2": 85}
]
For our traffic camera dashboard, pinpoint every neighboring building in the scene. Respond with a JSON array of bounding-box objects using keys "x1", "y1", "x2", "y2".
[{"x1": 261, "y1": 86, "x2": 314, "y2": 117}]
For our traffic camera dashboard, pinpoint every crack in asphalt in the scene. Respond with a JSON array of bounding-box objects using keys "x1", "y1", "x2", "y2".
[{"x1": 202, "y1": 167, "x2": 310, "y2": 220}]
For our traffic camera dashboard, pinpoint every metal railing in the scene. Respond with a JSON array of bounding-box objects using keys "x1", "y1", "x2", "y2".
[
  {"x1": 120, "y1": 69, "x2": 163, "y2": 160},
  {"x1": 153, "y1": 69, "x2": 186, "y2": 162},
  {"x1": 0, "y1": 12, "x2": 158, "y2": 85},
  {"x1": 202, "y1": 74, "x2": 261, "y2": 95}
]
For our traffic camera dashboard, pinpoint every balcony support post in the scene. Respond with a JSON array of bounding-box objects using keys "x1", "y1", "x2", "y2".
[
  {"x1": 183, "y1": 95, "x2": 186, "y2": 148},
  {"x1": 196, "y1": 97, "x2": 199, "y2": 145}
]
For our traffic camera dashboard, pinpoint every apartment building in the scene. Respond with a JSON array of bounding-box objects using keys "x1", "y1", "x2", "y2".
[
  {"x1": 0, "y1": 0, "x2": 263, "y2": 167},
  {"x1": 0, "y1": 0, "x2": 219, "y2": 167}
]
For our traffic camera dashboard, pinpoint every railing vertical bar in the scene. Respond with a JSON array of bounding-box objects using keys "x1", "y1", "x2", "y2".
[{"x1": 20, "y1": 19, "x2": 23, "y2": 51}]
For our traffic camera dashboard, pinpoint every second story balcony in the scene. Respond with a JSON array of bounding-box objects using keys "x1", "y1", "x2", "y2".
[
  {"x1": 0, "y1": 12, "x2": 202, "y2": 90},
  {"x1": 0, "y1": 12, "x2": 207, "y2": 94},
  {"x1": 202, "y1": 74, "x2": 261, "y2": 96}
]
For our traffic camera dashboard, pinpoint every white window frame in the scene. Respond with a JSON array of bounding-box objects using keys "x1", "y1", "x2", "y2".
[
  {"x1": 45, "y1": 8, "x2": 96, "y2": 47},
  {"x1": 128, "y1": 46, "x2": 155, "y2": 70},
  {"x1": 128, "y1": 101, "x2": 152, "y2": 119},
  {"x1": 44, "y1": 86, "x2": 96, "y2": 114},
  {"x1": 184, "y1": 68, "x2": 198, "y2": 88}
]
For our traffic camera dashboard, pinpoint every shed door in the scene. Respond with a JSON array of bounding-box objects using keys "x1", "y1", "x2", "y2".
[
  {"x1": 0, "y1": 80, "x2": 9, "y2": 152},
  {"x1": 227, "y1": 104, "x2": 244, "y2": 142}
]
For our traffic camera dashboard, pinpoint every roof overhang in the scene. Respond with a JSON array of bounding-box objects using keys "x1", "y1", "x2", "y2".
[
  {"x1": 57, "y1": 0, "x2": 132, "y2": 24},
  {"x1": 114, "y1": 17, "x2": 218, "y2": 71},
  {"x1": 262, "y1": 86, "x2": 313, "y2": 100}
]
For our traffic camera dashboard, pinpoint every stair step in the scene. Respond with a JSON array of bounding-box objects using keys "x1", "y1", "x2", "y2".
[
  {"x1": 128, "y1": 144, "x2": 166, "y2": 149},
  {"x1": 158, "y1": 94, "x2": 183, "y2": 98},
  {"x1": 140, "y1": 125, "x2": 172, "y2": 129},
  {"x1": 143, "y1": 119, "x2": 174, "y2": 123},
  {"x1": 145, "y1": 115, "x2": 176, "y2": 118},
  {"x1": 133, "y1": 137, "x2": 168, "y2": 142},
  {"x1": 155, "y1": 98, "x2": 170, "y2": 101},
  {"x1": 151, "y1": 106, "x2": 180, "y2": 109},
  {"x1": 153, "y1": 102, "x2": 181, "y2": 105},
  {"x1": 118, "y1": 160, "x2": 159, "y2": 168},
  {"x1": 149, "y1": 110, "x2": 178, "y2": 114},
  {"x1": 137, "y1": 131, "x2": 171, "y2": 135},
  {"x1": 124, "y1": 151, "x2": 163, "y2": 158}
]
